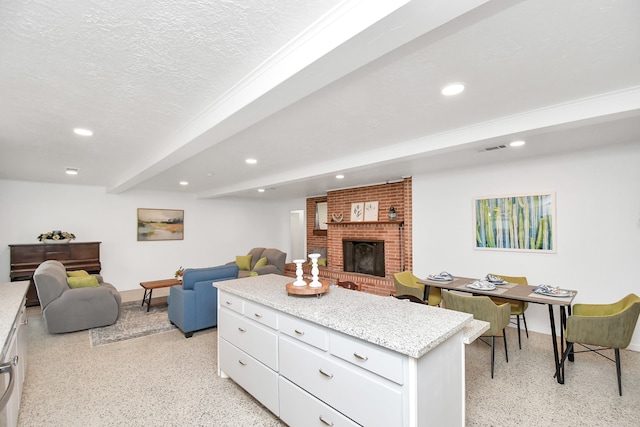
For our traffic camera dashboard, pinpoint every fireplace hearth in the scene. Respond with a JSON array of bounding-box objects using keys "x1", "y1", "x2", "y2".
[{"x1": 342, "y1": 240, "x2": 385, "y2": 277}]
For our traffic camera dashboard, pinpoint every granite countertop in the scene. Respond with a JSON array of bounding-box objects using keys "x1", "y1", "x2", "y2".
[
  {"x1": 216, "y1": 275, "x2": 472, "y2": 359},
  {"x1": 1, "y1": 281, "x2": 29, "y2": 359}
]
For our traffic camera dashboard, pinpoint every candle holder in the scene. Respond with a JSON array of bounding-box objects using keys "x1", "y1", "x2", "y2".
[
  {"x1": 308, "y1": 253, "x2": 322, "y2": 288},
  {"x1": 292, "y1": 259, "x2": 307, "y2": 287}
]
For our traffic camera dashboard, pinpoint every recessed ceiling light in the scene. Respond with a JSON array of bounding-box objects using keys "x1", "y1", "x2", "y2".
[
  {"x1": 441, "y1": 83, "x2": 465, "y2": 96},
  {"x1": 73, "y1": 128, "x2": 93, "y2": 136},
  {"x1": 258, "y1": 188, "x2": 265, "y2": 193},
  {"x1": 509, "y1": 140, "x2": 526, "y2": 147},
  {"x1": 245, "y1": 158, "x2": 257, "y2": 164},
  {"x1": 179, "y1": 181, "x2": 189, "y2": 186},
  {"x1": 336, "y1": 174, "x2": 344, "y2": 179},
  {"x1": 65, "y1": 168, "x2": 79, "y2": 175}
]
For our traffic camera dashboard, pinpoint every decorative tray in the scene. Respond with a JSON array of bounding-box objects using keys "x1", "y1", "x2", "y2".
[{"x1": 286, "y1": 280, "x2": 330, "y2": 296}]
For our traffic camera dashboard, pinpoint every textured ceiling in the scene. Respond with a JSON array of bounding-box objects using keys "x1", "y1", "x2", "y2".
[{"x1": 1, "y1": 0, "x2": 639, "y2": 199}]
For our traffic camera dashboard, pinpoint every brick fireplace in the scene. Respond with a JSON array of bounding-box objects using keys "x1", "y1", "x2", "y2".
[{"x1": 299, "y1": 178, "x2": 412, "y2": 296}]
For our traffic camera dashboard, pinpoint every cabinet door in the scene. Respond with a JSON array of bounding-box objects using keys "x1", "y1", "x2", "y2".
[
  {"x1": 218, "y1": 309, "x2": 278, "y2": 370},
  {"x1": 280, "y1": 336, "x2": 403, "y2": 427},
  {"x1": 279, "y1": 377, "x2": 361, "y2": 427},
  {"x1": 219, "y1": 338, "x2": 279, "y2": 416}
]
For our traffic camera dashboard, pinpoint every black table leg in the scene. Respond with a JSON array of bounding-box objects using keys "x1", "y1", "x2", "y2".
[
  {"x1": 146, "y1": 289, "x2": 153, "y2": 312},
  {"x1": 548, "y1": 304, "x2": 564, "y2": 384}
]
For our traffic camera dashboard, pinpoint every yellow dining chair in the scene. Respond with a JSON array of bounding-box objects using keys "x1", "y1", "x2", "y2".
[
  {"x1": 393, "y1": 271, "x2": 442, "y2": 306},
  {"x1": 559, "y1": 293, "x2": 640, "y2": 396},
  {"x1": 487, "y1": 274, "x2": 529, "y2": 349},
  {"x1": 442, "y1": 291, "x2": 511, "y2": 378}
]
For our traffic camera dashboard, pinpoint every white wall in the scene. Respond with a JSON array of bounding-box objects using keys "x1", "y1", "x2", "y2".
[
  {"x1": 413, "y1": 142, "x2": 640, "y2": 351},
  {"x1": 0, "y1": 180, "x2": 305, "y2": 292}
]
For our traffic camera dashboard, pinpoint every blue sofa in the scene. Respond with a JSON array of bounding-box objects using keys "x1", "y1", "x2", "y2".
[{"x1": 168, "y1": 263, "x2": 239, "y2": 337}]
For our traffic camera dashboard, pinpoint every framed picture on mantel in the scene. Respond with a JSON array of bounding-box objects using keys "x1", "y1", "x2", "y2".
[
  {"x1": 137, "y1": 208, "x2": 184, "y2": 241},
  {"x1": 474, "y1": 192, "x2": 556, "y2": 252},
  {"x1": 364, "y1": 201, "x2": 379, "y2": 221},
  {"x1": 350, "y1": 202, "x2": 364, "y2": 222}
]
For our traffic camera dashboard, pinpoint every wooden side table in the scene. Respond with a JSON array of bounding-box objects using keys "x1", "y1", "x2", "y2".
[{"x1": 139, "y1": 278, "x2": 180, "y2": 312}]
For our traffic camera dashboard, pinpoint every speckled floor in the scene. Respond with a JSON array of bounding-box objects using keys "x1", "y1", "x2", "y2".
[{"x1": 18, "y1": 307, "x2": 640, "y2": 426}]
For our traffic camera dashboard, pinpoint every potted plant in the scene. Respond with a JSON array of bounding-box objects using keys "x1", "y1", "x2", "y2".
[
  {"x1": 175, "y1": 266, "x2": 184, "y2": 280},
  {"x1": 37, "y1": 230, "x2": 76, "y2": 244}
]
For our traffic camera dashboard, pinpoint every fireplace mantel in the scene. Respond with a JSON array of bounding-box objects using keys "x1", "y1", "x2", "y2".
[{"x1": 327, "y1": 220, "x2": 404, "y2": 226}]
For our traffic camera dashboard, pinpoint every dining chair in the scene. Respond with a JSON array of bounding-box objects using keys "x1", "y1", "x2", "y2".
[
  {"x1": 393, "y1": 271, "x2": 442, "y2": 306},
  {"x1": 337, "y1": 280, "x2": 361, "y2": 291},
  {"x1": 394, "y1": 294, "x2": 427, "y2": 304},
  {"x1": 559, "y1": 293, "x2": 640, "y2": 396},
  {"x1": 442, "y1": 291, "x2": 511, "y2": 378},
  {"x1": 487, "y1": 274, "x2": 529, "y2": 349}
]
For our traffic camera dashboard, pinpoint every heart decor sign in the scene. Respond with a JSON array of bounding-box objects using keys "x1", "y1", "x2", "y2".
[{"x1": 331, "y1": 212, "x2": 343, "y2": 223}]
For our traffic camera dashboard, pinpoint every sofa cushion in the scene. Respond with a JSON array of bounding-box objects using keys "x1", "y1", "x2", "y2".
[
  {"x1": 67, "y1": 276, "x2": 100, "y2": 288},
  {"x1": 67, "y1": 270, "x2": 89, "y2": 277},
  {"x1": 254, "y1": 256, "x2": 268, "y2": 268},
  {"x1": 236, "y1": 255, "x2": 252, "y2": 271}
]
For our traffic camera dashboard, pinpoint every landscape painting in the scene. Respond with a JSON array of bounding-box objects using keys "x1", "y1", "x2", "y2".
[
  {"x1": 137, "y1": 208, "x2": 184, "y2": 241},
  {"x1": 474, "y1": 193, "x2": 555, "y2": 252}
]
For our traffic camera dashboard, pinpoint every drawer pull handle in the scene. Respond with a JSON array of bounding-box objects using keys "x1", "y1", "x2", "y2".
[
  {"x1": 238, "y1": 327, "x2": 246, "y2": 333},
  {"x1": 225, "y1": 301, "x2": 233, "y2": 305},
  {"x1": 254, "y1": 313, "x2": 262, "y2": 318},
  {"x1": 318, "y1": 369, "x2": 333, "y2": 379},
  {"x1": 294, "y1": 329, "x2": 305, "y2": 335},
  {"x1": 238, "y1": 360, "x2": 247, "y2": 366},
  {"x1": 353, "y1": 352, "x2": 368, "y2": 361},
  {"x1": 319, "y1": 415, "x2": 334, "y2": 426}
]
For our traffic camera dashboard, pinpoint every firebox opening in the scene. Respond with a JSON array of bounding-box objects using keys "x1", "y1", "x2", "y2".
[{"x1": 342, "y1": 239, "x2": 385, "y2": 277}]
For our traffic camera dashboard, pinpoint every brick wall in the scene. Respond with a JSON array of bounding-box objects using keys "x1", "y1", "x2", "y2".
[{"x1": 303, "y1": 178, "x2": 412, "y2": 296}]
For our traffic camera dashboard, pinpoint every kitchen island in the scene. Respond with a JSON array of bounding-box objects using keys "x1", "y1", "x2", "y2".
[
  {"x1": 216, "y1": 274, "x2": 473, "y2": 427},
  {"x1": 1, "y1": 281, "x2": 29, "y2": 427}
]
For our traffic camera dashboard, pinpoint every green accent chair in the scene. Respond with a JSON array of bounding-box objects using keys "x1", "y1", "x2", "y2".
[
  {"x1": 559, "y1": 293, "x2": 640, "y2": 396},
  {"x1": 442, "y1": 291, "x2": 511, "y2": 378},
  {"x1": 487, "y1": 274, "x2": 529, "y2": 349},
  {"x1": 393, "y1": 271, "x2": 442, "y2": 306}
]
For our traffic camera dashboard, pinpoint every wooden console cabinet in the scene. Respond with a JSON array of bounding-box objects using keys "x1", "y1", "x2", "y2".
[{"x1": 8, "y1": 242, "x2": 101, "y2": 306}]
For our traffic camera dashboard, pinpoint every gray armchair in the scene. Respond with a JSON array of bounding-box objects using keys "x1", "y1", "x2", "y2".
[{"x1": 33, "y1": 260, "x2": 121, "y2": 333}]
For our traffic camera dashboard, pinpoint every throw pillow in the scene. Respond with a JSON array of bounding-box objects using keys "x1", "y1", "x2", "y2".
[
  {"x1": 254, "y1": 257, "x2": 268, "y2": 268},
  {"x1": 67, "y1": 276, "x2": 99, "y2": 288},
  {"x1": 249, "y1": 271, "x2": 259, "y2": 277},
  {"x1": 236, "y1": 255, "x2": 252, "y2": 271},
  {"x1": 67, "y1": 270, "x2": 89, "y2": 277}
]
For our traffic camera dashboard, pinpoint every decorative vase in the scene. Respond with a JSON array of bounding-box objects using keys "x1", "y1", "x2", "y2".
[
  {"x1": 42, "y1": 239, "x2": 70, "y2": 244},
  {"x1": 292, "y1": 259, "x2": 307, "y2": 287},
  {"x1": 308, "y1": 253, "x2": 322, "y2": 288}
]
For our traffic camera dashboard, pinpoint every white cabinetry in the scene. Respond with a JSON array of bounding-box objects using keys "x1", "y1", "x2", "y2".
[
  {"x1": 218, "y1": 289, "x2": 465, "y2": 427},
  {"x1": 1, "y1": 295, "x2": 27, "y2": 427}
]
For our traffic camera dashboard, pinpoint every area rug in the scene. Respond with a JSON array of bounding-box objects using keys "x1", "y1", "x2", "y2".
[{"x1": 89, "y1": 301, "x2": 176, "y2": 347}]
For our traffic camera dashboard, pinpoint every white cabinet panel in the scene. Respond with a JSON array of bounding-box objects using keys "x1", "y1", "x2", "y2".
[
  {"x1": 219, "y1": 291, "x2": 244, "y2": 314},
  {"x1": 244, "y1": 300, "x2": 278, "y2": 330},
  {"x1": 330, "y1": 331, "x2": 404, "y2": 385},
  {"x1": 219, "y1": 338, "x2": 279, "y2": 416},
  {"x1": 219, "y1": 309, "x2": 278, "y2": 371},
  {"x1": 279, "y1": 377, "x2": 361, "y2": 427},
  {"x1": 279, "y1": 314, "x2": 328, "y2": 351},
  {"x1": 279, "y1": 336, "x2": 403, "y2": 427}
]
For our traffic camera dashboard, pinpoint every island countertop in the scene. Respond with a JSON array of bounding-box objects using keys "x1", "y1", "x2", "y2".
[
  {"x1": 216, "y1": 274, "x2": 472, "y2": 358},
  {"x1": 1, "y1": 281, "x2": 29, "y2": 359}
]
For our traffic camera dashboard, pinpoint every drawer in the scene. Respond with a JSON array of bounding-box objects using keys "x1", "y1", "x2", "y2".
[
  {"x1": 279, "y1": 336, "x2": 402, "y2": 427},
  {"x1": 279, "y1": 314, "x2": 329, "y2": 351},
  {"x1": 219, "y1": 308, "x2": 278, "y2": 370},
  {"x1": 330, "y1": 332, "x2": 405, "y2": 385},
  {"x1": 219, "y1": 291, "x2": 244, "y2": 314},
  {"x1": 219, "y1": 338, "x2": 279, "y2": 416},
  {"x1": 244, "y1": 300, "x2": 278, "y2": 330},
  {"x1": 279, "y1": 376, "x2": 361, "y2": 427}
]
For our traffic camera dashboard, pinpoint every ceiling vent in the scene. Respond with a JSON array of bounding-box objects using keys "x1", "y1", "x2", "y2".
[{"x1": 479, "y1": 144, "x2": 507, "y2": 152}]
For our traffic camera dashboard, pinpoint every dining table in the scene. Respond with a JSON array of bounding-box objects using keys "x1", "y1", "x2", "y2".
[{"x1": 418, "y1": 275, "x2": 577, "y2": 384}]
